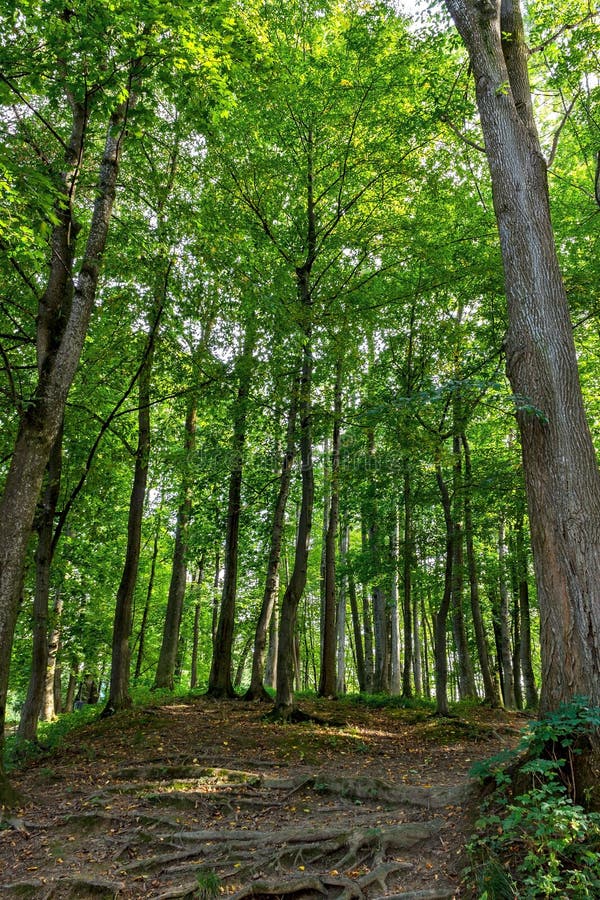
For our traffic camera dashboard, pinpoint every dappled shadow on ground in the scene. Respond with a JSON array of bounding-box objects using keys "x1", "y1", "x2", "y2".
[{"x1": 0, "y1": 697, "x2": 525, "y2": 899}]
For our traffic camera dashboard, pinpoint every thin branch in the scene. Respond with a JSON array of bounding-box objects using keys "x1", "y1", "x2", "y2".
[
  {"x1": 546, "y1": 90, "x2": 580, "y2": 168},
  {"x1": 529, "y1": 11, "x2": 597, "y2": 54},
  {"x1": 440, "y1": 115, "x2": 485, "y2": 153},
  {"x1": 0, "y1": 74, "x2": 68, "y2": 150}
]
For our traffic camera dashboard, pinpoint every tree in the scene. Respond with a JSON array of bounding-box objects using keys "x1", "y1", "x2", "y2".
[{"x1": 442, "y1": 0, "x2": 600, "y2": 716}]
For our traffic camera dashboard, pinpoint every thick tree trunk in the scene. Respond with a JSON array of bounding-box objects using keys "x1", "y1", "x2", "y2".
[
  {"x1": 319, "y1": 360, "x2": 342, "y2": 698},
  {"x1": 207, "y1": 320, "x2": 256, "y2": 698},
  {"x1": 245, "y1": 379, "x2": 298, "y2": 701},
  {"x1": 0, "y1": 89, "x2": 134, "y2": 779},
  {"x1": 154, "y1": 393, "x2": 197, "y2": 690},
  {"x1": 461, "y1": 433, "x2": 501, "y2": 706},
  {"x1": 444, "y1": 0, "x2": 600, "y2": 715},
  {"x1": 18, "y1": 429, "x2": 63, "y2": 741}
]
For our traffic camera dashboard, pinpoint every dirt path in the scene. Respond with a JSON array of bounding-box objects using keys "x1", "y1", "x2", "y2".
[{"x1": 0, "y1": 697, "x2": 524, "y2": 899}]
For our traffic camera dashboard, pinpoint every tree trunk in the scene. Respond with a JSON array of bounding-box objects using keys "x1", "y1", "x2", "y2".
[
  {"x1": 412, "y1": 590, "x2": 423, "y2": 696},
  {"x1": 244, "y1": 378, "x2": 298, "y2": 701},
  {"x1": 515, "y1": 504, "x2": 538, "y2": 708},
  {"x1": 18, "y1": 428, "x2": 63, "y2": 742},
  {"x1": 264, "y1": 601, "x2": 279, "y2": 690},
  {"x1": 461, "y1": 432, "x2": 501, "y2": 706},
  {"x1": 319, "y1": 359, "x2": 342, "y2": 698},
  {"x1": 435, "y1": 460, "x2": 454, "y2": 716},
  {"x1": 207, "y1": 319, "x2": 256, "y2": 698},
  {"x1": 154, "y1": 392, "x2": 197, "y2": 689},
  {"x1": 444, "y1": 0, "x2": 600, "y2": 715},
  {"x1": 390, "y1": 504, "x2": 401, "y2": 696},
  {"x1": 336, "y1": 523, "x2": 349, "y2": 695},
  {"x1": 135, "y1": 523, "x2": 160, "y2": 681},
  {"x1": 103, "y1": 321, "x2": 155, "y2": 715},
  {"x1": 450, "y1": 433, "x2": 477, "y2": 700},
  {"x1": 40, "y1": 591, "x2": 63, "y2": 721},
  {"x1": 348, "y1": 560, "x2": 366, "y2": 692},
  {"x1": 401, "y1": 471, "x2": 413, "y2": 697},
  {"x1": 498, "y1": 518, "x2": 516, "y2": 708},
  {"x1": 0, "y1": 86, "x2": 135, "y2": 779},
  {"x1": 274, "y1": 333, "x2": 314, "y2": 719}
]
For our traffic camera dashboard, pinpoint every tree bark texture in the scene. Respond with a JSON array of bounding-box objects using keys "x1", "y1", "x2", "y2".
[
  {"x1": 443, "y1": 0, "x2": 600, "y2": 714},
  {"x1": 435, "y1": 460, "x2": 454, "y2": 716}
]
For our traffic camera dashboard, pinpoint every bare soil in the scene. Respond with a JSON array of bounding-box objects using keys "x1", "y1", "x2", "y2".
[{"x1": 0, "y1": 696, "x2": 525, "y2": 900}]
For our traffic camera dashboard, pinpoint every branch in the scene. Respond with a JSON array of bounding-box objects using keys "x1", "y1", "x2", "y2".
[
  {"x1": 546, "y1": 90, "x2": 580, "y2": 169},
  {"x1": 529, "y1": 11, "x2": 597, "y2": 55},
  {"x1": 0, "y1": 74, "x2": 68, "y2": 150},
  {"x1": 440, "y1": 115, "x2": 485, "y2": 153}
]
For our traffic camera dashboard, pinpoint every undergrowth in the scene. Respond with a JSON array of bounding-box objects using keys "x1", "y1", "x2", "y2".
[{"x1": 466, "y1": 697, "x2": 600, "y2": 898}]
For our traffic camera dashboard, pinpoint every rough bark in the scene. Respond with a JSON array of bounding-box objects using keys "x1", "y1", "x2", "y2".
[
  {"x1": 207, "y1": 319, "x2": 257, "y2": 698},
  {"x1": 450, "y1": 433, "x2": 477, "y2": 700},
  {"x1": 443, "y1": 0, "x2": 600, "y2": 714},
  {"x1": 244, "y1": 379, "x2": 298, "y2": 701},
  {"x1": 347, "y1": 559, "x2": 366, "y2": 692}
]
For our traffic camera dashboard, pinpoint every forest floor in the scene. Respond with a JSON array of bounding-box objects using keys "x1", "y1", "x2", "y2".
[{"x1": 0, "y1": 696, "x2": 526, "y2": 900}]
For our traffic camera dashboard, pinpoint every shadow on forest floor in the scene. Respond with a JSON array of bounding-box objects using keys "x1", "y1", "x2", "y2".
[{"x1": 0, "y1": 696, "x2": 525, "y2": 899}]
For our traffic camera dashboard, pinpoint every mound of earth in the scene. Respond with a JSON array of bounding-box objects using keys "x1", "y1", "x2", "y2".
[{"x1": 0, "y1": 697, "x2": 524, "y2": 899}]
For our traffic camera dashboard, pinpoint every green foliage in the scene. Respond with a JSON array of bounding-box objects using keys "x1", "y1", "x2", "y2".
[
  {"x1": 194, "y1": 868, "x2": 221, "y2": 900},
  {"x1": 467, "y1": 699, "x2": 600, "y2": 898}
]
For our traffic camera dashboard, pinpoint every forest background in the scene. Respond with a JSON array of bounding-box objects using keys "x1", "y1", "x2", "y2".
[{"x1": 0, "y1": 0, "x2": 598, "y2": 746}]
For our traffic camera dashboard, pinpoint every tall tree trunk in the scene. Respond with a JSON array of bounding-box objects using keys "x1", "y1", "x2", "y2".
[
  {"x1": 412, "y1": 591, "x2": 423, "y2": 696},
  {"x1": 154, "y1": 391, "x2": 197, "y2": 689},
  {"x1": 264, "y1": 601, "x2": 279, "y2": 691},
  {"x1": 336, "y1": 523, "x2": 349, "y2": 695},
  {"x1": 274, "y1": 332, "x2": 314, "y2": 719},
  {"x1": 401, "y1": 471, "x2": 413, "y2": 697},
  {"x1": 207, "y1": 319, "x2": 256, "y2": 698},
  {"x1": 498, "y1": 518, "x2": 516, "y2": 708},
  {"x1": 450, "y1": 434, "x2": 477, "y2": 700},
  {"x1": 103, "y1": 318, "x2": 155, "y2": 715},
  {"x1": 348, "y1": 560, "x2": 366, "y2": 692},
  {"x1": 17, "y1": 429, "x2": 63, "y2": 741},
  {"x1": 40, "y1": 592, "x2": 63, "y2": 721},
  {"x1": 435, "y1": 459, "x2": 454, "y2": 716},
  {"x1": 390, "y1": 503, "x2": 401, "y2": 696},
  {"x1": 244, "y1": 378, "x2": 298, "y2": 701},
  {"x1": 515, "y1": 504, "x2": 538, "y2": 708},
  {"x1": 461, "y1": 432, "x2": 501, "y2": 706},
  {"x1": 0, "y1": 84, "x2": 136, "y2": 782},
  {"x1": 135, "y1": 522, "x2": 160, "y2": 682},
  {"x1": 319, "y1": 359, "x2": 342, "y2": 698},
  {"x1": 443, "y1": 0, "x2": 600, "y2": 715}
]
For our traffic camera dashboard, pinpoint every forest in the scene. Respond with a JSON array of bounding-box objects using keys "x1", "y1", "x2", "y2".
[{"x1": 1, "y1": 0, "x2": 600, "y2": 766}]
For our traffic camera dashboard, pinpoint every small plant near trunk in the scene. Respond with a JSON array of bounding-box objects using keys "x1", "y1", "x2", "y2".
[{"x1": 466, "y1": 698, "x2": 600, "y2": 898}]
